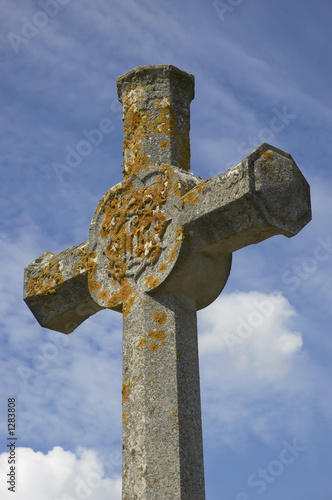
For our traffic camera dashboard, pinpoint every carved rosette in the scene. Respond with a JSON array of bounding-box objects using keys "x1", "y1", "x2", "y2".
[{"x1": 88, "y1": 165, "x2": 197, "y2": 315}]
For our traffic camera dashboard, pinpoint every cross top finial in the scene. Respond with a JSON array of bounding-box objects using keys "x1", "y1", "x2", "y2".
[{"x1": 116, "y1": 65, "x2": 195, "y2": 177}]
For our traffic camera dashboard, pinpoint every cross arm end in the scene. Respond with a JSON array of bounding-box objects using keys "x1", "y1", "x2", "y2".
[
  {"x1": 179, "y1": 143, "x2": 311, "y2": 258},
  {"x1": 23, "y1": 241, "x2": 103, "y2": 334}
]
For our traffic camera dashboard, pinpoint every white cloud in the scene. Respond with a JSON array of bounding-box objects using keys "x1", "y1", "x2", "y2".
[
  {"x1": 199, "y1": 291, "x2": 302, "y2": 379},
  {"x1": 0, "y1": 446, "x2": 121, "y2": 500},
  {"x1": 198, "y1": 291, "x2": 314, "y2": 448}
]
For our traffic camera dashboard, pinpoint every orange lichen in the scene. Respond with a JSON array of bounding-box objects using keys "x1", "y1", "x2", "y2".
[
  {"x1": 175, "y1": 226, "x2": 190, "y2": 247},
  {"x1": 145, "y1": 275, "x2": 159, "y2": 288},
  {"x1": 181, "y1": 179, "x2": 211, "y2": 206},
  {"x1": 152, "y1": 311, "x2": 167, "y2": 327},
  {"x1": 122, "y1": 87, "x2": 149, "y2": 177},
  {"x1": 137, "y1": 337, "x2": 149, "y2": 348},
  {"x1": 27, "y1": 257, "x2": 64, "y2": 297},
  {"x1": 107, "y1": 283, "x2": 132, "y2": 309},
  {"x1": 97, "y1": 290, "x2": 109, "y2": 300},
  {"x1": 172, "y1": 413, "x2": 178, "y2": 418},
  {"x1": 73, "y1": 247, "x2": 103, "y2": 296},
  {"x1": 261, "y1": 151, "x2": 274, "y2": 160},
  {"x1": 89, "y1": 278, "x2": 101, "y2": 294},
  {"x1": 123, "y1": 411, "x2": 127, "y2": 423},
  {"x1": 149, "y1": 377, "x2": 154, "y2": 382},
  {"x1": 122, "y1": 88, "x2": 190, "y2": 177},
  {"x1": 150, "y1": 342, "x2": 159, "y2": 352},
  {"x1": 98, "y1": 165, "x2": 173, "y2": 293},
  {"x1": 122, "y1": 381, "x2": 132, "y2": 405},
  {"x1": 169, "y1": 248, "x2": 177, "y2": 262},
  {"x1": 159, "y1": 262, "x2": 168, "y2": 273},
  {"x1": 73, "y1": 247, "x2": 97, "y2": 276},
  {"x1": 123, "y1": 291, "x2": 138, "y2": 318},
  {"x1": 153, "y1": 478, "x2": 159, "y2": 484},
  {"x1": 173, "y1": 179, "x2": 190, "y2": 197},
  {"x1": 148, "y1": 329, "x2": 167, "y2": 341}
]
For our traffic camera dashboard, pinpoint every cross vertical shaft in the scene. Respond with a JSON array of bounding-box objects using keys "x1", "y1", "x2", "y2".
[{"x1": 122, "y1": 292, "x2": 205, "y2": 500}]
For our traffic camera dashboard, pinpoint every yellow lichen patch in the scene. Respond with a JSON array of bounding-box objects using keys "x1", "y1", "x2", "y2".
[
  {"x1": 159, "y1": 262, "x2": 168, "y2": 273},
  {"x1": 122, "y1": 88, "x2": 192, "y2": 175},
  {"x1": 122, "y1": 87, "x2": 150, "y2": 178},
  {"x1": 27, "y1": 258, "x2": 64, "y2": 297},
  {"x1": 180, "y1": 179, "x2": 211, "y2": 206},
  {"x1": 154, "y1": 478, "x2": 159, "y2": 484},
  {"x1": 137, "y1": 337, "x2": 148, "y2": 348},
  {"x1": 172, "y1": 413, "x2": 178, "y2": 418},
  {"x1": 123, "y1": 291, "x2": 138, "y2": 318},
  {"x1": 169, "y1": 247, "x2": 177, "y2": 262},
  {"x1": 73, "y1": 247, "x2": 97, "y2": 277},
  {"x1": 149, "y1": 377, "x2": 154, "y2": 382},
  {"x1": 122, "y1": 381, "x2": 132, "y2": 405},
  {"x1": 161, "y1": 341, "x2": 166, "y2": 346},
  {"x1": 98, "y1": 166, "x2": 173, "y2": 289},
  {"x1": 261, "y1": 151, "x2": 274, "y2": 160},
  {"x1": 173, "y1": 179, "x2": 189, "y2": 197},
  {"x1": 145, "y1": 275, "x2": 159, "y2": 288},
  {"x1": 74, "y1": 247, "x2": 102, "y2": 297},
  {"x1": 148, "y1": 329, "x2": 167, "y2": 341},
  {"x1": 152, "y1": 311, "x2": 167, "y2": 327},
  {"x1": 97, "y1": 290, "x2": 109, "y2": 300},
  {"x1": 107, "y1": 283, "x2": 132, "y2": 309},
  {"x1": 175, "y1": 226, "x2": 190, "y2": 248},
  {"x1": 150, "y1": 342, "x2": 159, "y2": 352},
  {"x1": 150, "y1": 101, "x2": 177, "y2": 137},
  {"x1": 122, "y1": 411, "x2": 127, "y2": 423},
  {"x1": 88, "y1": 277, "x2": 101, "y2": 293}
]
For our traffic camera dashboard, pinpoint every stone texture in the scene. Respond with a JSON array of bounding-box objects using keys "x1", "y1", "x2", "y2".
[
  {"x1": 23, "y1": 241, "x2": 102, "y2": 333},
  {"x1": 122, "y1": 292, "x2": 204, "y2": 500},
  {"x1": 23, "y1": 64, "x2": 312, "y2": 500}
]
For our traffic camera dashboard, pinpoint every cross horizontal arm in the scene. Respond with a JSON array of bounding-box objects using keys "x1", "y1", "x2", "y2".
[
  {"x1": 179, "y1": 143, "x2": 311, "y2": 259},
  {"x1": 23, "y1": 241, "x2": 103, "y2": 333}
]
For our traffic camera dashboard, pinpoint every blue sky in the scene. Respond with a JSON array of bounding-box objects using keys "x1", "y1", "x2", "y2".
[{"x1": 0, "y1": 0, "x2": 331, "y2": 499}]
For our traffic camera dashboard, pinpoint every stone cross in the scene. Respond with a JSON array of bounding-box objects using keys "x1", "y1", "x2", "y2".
[{"x1": 24, "y1": 65, "x2": 311, "y2": 500}]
